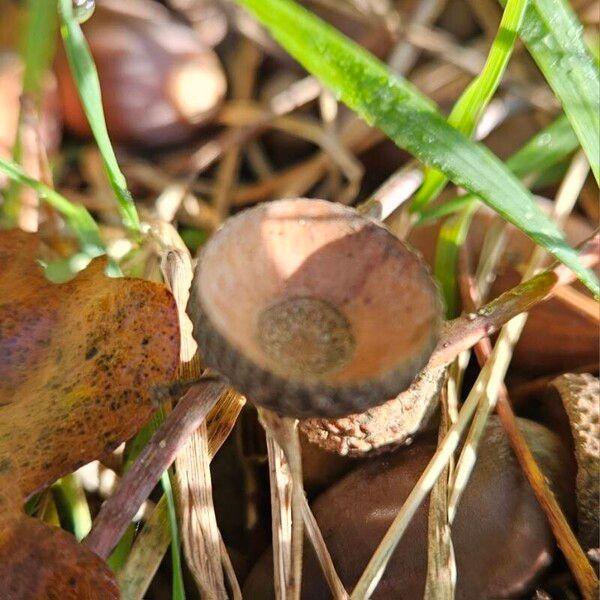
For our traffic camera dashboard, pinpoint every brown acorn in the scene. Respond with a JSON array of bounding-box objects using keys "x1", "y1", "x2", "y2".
[
  {"x1": 188, "y1": 198, "x2": 443, "y2": 418},
  {"x1": 404, "y1": 201, "x2": 599, "y2": 375},
  {"x1": 243, "y1": 418, "x2": 576, "y2": 599},
  {"x1": 54, "y1": 0, "x2": 227, "y2": 147},
  {"x1": 0, "y1": 52, "x2": 62, "y2": 160}
]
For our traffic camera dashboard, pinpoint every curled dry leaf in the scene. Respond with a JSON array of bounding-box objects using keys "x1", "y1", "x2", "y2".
[
  {"x1": 0, "y1": 229, "x2": 180, "y2": 597},
  {"x1": 550, "y1": 373, "x2": 600, "y2": 551}
]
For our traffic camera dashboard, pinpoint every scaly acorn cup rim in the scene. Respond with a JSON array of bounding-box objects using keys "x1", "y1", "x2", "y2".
[{"x1": 188, "y1": 199, "x2": 444, "y2": 419}]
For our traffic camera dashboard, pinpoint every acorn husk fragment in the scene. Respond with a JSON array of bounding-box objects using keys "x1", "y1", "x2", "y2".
[
  {"x1": 300, "y1": 364, "x2": 446, "y2": 456},
  {"x1": 549, "y1": 373, "x2": 599, "y2": 552}
]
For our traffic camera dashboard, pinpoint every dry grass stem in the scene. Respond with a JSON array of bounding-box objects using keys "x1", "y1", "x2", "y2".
[
  {"x1": 213, "y1": 38, "x2": 262, "y2": 221},
  {"x1": 459, "y1": 247, "x2": 599, "y2": 600},
  {"x1": 448, "y1": 151, "x2": 591, "y2": 522},
  {"x1": 352, "y1": 227, "x2": 596, "y2": 599},
  {"x1": 259, "y1": 410, "x2": 304, "y2": 600},
  {"x1": 161, "y1": 248, "x2": 234, "y2": 598},
  {"x1": 424, "y1": 385, "x2": 456, "y2": 600}
]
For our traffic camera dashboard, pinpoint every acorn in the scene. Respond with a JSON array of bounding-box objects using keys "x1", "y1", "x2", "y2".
[
  {"x1": 188, "y1": 198, "x2": 443, "y2": 419},
  {"x1": 300, "y1": 430, "x2": 357, "y2": 493},
  {"x1": 404, "y1": 200, "x2": 599, "y2": 375},
  {"x1": 0, "y1": 52, "x2": 62, "y2": 160},
  {"x1": 54, "y1": 0, "x2": 227, "y2": 147},
  {"x1": 243, "y1": 418, "x2": 576, "y2": 599}
]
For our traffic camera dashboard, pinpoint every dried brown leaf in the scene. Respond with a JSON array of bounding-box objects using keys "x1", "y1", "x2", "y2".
[{"x1": 0, "y1": 230, "x2": 180, "y2": 499}]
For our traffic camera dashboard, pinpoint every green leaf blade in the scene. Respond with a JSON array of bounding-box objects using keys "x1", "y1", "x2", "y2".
[
  {"x1": 58, "y1": 0, "x2": 140, "y2": 232},
  {"x1": 413, "y1": 0, "x2": 529, "y2": 210},
  {"x1": 516, "y1": 0, "x2": 600, "y2": 182},
  {"x1": 237, "y1": 0, "x2": 598, "y2": 296}
]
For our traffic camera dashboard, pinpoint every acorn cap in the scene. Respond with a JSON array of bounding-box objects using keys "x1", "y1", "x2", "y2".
[
  {"x1": 188, "y1": 198, "x2": 443, "y2": 418},
  {"x1": 300, "y1": 363, "x2": 446, "y2": 455},
  {"x1": 550, "y1": 373, "x2": 599, "y2": 550},
  {"x1": 243, "y1": 418, "x2": 575, "y2": 599}
]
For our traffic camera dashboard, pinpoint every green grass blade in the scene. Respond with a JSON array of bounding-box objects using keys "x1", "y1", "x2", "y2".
[
  {"x1": 514, "y1": 0, "x2": 600, "y2": 182},
  {"x1": 122, "y1": 411, "x2": 186, "y2": 599},
  {"x1": 21, "y1": 0, "x2": 58, "y2": 97},
  {"x1": 413, "y1": 0, "x2": 528, "y2": 210},
  {"x1": 434, "y1": 203, "x2": 478, "y2": 316},
  {"x1": 505, "y1": 114, "x2": 579, "y2": 178},
  {"x1": 235, "y1": 0, "x2": 598, "y2": 296},
  {"x1": 3, "y1": 0, "x2": 58, "y2": 224},
  {"x1": 0, "y1": 157, "x2": 104, "y2": 257},
  {"x1": 418, "y1": 114, "x2": 580, "y2": 224},
  {"x1": 161, "y1": 471, "x2": 186, "y2": 600},
  {"x1": 57, "y1": 0, "x2": 140, "y2": 232},
  {"x1": 51, "y1": 474, "x2": 92, "y2": 542}
]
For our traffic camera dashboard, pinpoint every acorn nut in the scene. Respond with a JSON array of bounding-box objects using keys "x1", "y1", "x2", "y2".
[
  {"x1": 243, "y1": 418, "x2": 576, "y2": 599},
  {"x1": 55, "y1": 0, "x2": 227, "y2": 147}
]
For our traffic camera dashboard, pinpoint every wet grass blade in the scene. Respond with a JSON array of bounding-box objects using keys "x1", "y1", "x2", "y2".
[
  {"x1": 57, "y1": 0, "x2": 140, "y2": 232},
  {"x1": 413, "y1": 0, "x2": 528, "y2": 211},
  {"x1": 235, "y1": 0, "x2": 599, "y2": 296},
  {"x1": 514, "y1": 0, "x2": 600, "y2": 182},
  {"x1": 418, "y1": 114, "x2": 580, "y2": 224},
  {"x1": 0, "y1": 157, "x2": 104, "y2": 258}
]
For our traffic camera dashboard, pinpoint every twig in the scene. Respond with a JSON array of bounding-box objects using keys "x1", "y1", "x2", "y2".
[
  {"x1": 430, "y1": 233, "x2": 599, "y2": 370},
  {"x1": 117, "y1": 387, "x2": 245, "y2": 599},
  {"x1": 84, "y1": 378, "x2": 227, "y2": 559}
]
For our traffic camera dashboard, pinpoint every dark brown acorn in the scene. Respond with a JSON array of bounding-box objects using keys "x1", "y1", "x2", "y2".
[{"x1": 243, "y1": 418, "x2": 576, "y2": 599}]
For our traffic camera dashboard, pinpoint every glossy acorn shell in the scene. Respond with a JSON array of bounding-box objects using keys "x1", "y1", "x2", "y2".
[{"x1": 243, "y1": 418, "x2": 576, "y2": 599}]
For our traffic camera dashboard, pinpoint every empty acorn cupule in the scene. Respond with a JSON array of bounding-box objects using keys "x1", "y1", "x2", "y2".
[{"x1": 188, "y1": 198, "x2": 443, "y2": 418}]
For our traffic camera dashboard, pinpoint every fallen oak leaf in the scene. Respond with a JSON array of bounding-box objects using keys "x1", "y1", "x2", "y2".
[
  {"x1": 0, "y1": 229, "x2": 180, "y2": 499},
  {"x1": 0, "y1": 513, "x2": 119, "y2": 599},
  {"x1": 0, "y1": 229, "x2": 180, "y2": 598}
]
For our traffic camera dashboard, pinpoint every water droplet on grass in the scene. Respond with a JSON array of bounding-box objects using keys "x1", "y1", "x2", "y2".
[{"x1": 73, "y1": 0, "x2": 95, "y2": 23}]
